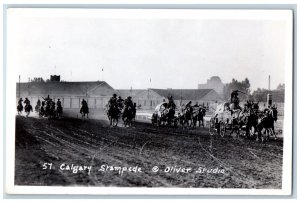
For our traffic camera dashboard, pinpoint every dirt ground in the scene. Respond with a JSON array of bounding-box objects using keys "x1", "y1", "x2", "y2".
[{"x1": 14, "y1": 115, "x2": 283, "y2": 188}]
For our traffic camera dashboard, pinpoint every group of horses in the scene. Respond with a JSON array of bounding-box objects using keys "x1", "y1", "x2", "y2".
[
  {"x1": 151, "y1": 103, "x2": 206, "y2": 128},
  {"x1": 17, "y1": 102, "x2": 33, "y2": 118},
  {"x1": 106, "y1": 103, "x2": 136, "y2": 127},
  {"x1": 17, "y1": 99, "x2": 63, "y2": 119},
  {"x1": 216, "y1": 101, "x2": 279, "y2": 142}
]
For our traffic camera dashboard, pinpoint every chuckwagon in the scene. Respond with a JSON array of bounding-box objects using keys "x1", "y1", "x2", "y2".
[
  {"x1": 208, "y1": 102, "x2": 241, "y2": 137},
  {"x1": 151, "y1": 102, "x2": 179, "y2": 127}
]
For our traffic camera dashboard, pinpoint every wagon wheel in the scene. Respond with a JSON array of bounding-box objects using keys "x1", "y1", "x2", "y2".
[
  {"x1": 208, "y1": 118, "x2": 215, "y2": 136},
  {"x1": 219, "y1": 121, "x2": 226, "y2": 137}
]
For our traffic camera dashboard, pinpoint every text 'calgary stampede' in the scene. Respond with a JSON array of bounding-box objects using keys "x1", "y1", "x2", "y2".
[{"x1": 41, "y1": 162, "x2": 226, "y2": 176}]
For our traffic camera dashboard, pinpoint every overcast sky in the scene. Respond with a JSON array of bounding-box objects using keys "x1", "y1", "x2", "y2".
[{"x1": 8, "y1": 9, "x2": 291, "y2": 91}]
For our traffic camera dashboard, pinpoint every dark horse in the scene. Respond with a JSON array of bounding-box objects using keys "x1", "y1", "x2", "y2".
[
  {"x1": 17, "y1": 103, "x2": 23, "y2": 115},
  {"x1": 107, "y1": 104, "x2": 121, "y2": 126},
  {"x1": 161, "y1": 107, "x2": 177, "y2": 127},
  {"x1": 256, "y1": 107, "x2": 278, "y2": 142},
  {"x1": 238, "y1": 102, "x2": 259, "y2": 139},
  {"x1": 122, "y1": 106, "x2": 134, "y2": 127},
  {"x1": 24, "y1": 104, "x2": 33, "y2": 117},
  {"x1": 192, "y1": 107, "x2": 206, "y2": 128},
  {"x1": 56, "y1": 105, "x2": 63, "y2": 119},
  {"x1": 180, "y1": 106, "x2": 193, "y2": 128},
  {"x1": 80, "y1": 103, "x2": 89, "y2": 119}
]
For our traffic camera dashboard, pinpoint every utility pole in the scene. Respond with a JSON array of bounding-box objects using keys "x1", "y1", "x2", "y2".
[{"x1": 18, "y1": 75, "x2": 21, "y2": 98}]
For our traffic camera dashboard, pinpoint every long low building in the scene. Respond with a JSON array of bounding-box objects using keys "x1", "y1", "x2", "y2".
[{"x1": 16, "y1": 80, "x2": 117, "y2": 109}]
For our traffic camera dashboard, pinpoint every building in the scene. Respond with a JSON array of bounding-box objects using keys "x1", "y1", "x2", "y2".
[
  {"x1": 198, "y1": 76, "x2": 224, "y2": 98},
  {"x1": 118, "y1": 88, "x2": 223, "y2": 110},
  {"x1": 16, "y1": 80, "x2": 117, "y2": 109}
]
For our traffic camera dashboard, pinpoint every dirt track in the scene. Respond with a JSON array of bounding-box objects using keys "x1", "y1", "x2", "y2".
[{"x1": 14, "y1": 116, "x2": 283, "y2": 188}]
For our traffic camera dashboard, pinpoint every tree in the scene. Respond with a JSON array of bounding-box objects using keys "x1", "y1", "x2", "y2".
[
  {"x1": 276, "y1": 83, "x2": 285, "y2": 90},
  {"x1": 223, "y1": 78, "x2": 251, "y2": 101},
  {"x1": 30, "y1": 77, "x2": 45, "y2": 83}
]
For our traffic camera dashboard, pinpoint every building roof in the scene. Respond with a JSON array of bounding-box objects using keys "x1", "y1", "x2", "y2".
[
  {"x1": 117, "y1": 89, "x2": 146, "y2": 98},
  {"x1": 16, "y1": 81, "x2": 115, "y2": 96},
  {"x1": 150, "y1": 88, "x2": 217, "y2": 100}
]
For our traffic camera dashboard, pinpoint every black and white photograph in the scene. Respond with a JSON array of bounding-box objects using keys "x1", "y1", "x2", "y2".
[{"x1": 5, "y1": 8, "x2": 293, "y2": 195}]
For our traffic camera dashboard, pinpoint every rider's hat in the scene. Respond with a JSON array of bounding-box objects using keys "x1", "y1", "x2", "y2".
[
  {"x1": 113, "y1": 93, "x2": 117, "y2": 97},
  {"x1": 128, "y1": 96, "x2": 132, "y2": 99}
]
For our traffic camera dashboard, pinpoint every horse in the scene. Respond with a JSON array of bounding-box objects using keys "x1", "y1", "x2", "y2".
[
  {"x1": 256, "y1": 108, "x2": 278, "y2": 142},
  {"x1": 122, "y1": 106, "x2": 134, "y2": 127},
  {"x1": 191, "y1": 107, "x2": 206, "y2": 128},
  {"x1": 17, "y1": 103, "x2": 23, "y2": 115},
  {"x1": 180, "y1": 106, "x2": 193, "y2": 128},
  {"x1": 107, "y1": 104, "x2": 121, "y2": 126},
  {"x1": 238, "y1": 108, "x2": 258, "y2": 139},
  {"x1": 80, "y1": 104, "x2": 89, "y2": 120},
  {"x1": 35, "y1": 102, "x2": 41, "y2": 113},
  {"x1": 24, "y1": 104, "x2": 33, "y2": 117},
  {"x1": 56, "y1": 105, "x2": 63, "y2": 119}
]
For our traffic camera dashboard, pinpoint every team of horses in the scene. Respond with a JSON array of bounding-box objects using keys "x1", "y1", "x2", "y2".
[
  {"x1": 225, "y1": 101, "x2": 278, "y2": 142},
  {"x1": 151, "y1": 103, "x2": 206, "y2": 128}
]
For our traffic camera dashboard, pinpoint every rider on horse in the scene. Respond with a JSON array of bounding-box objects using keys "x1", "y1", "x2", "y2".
[
  {"x1": 57, "y1": 98, "x2": 62, "y2": 107},
  {"x1": 17, "y1": 98, "x2": 23, "y2": 114},
  {"x1": 184, "y1": 101, "x2": 193, "y2": 112},
  {"x1": 24, "y1": 97, "x2": 30, "y2": 106},
  {"x1": 109, "y1": 94, "x2": 118, "y2": 108},
  {"x1": 81, "y1": 99, "x2": 89, "y2": 112},
  {"x1": 117, "y1": 96, "x2": 124, "y2": 109},
  {"x1": 167, "y1": 96, "x2": 176, "y2": 109},
  {"x1": 18, "y1": 98, "x2": 23, "y2": 105},
  {"x1": 124, "y1": 96, "x2": 134, "y2": 109}
]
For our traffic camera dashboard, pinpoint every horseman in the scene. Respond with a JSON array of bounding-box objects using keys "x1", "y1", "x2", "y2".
[
  {"x1": 230, "y1": 90, "x2": 240, "y2": 109},
  {"x1": 35, "y1": 99, "x2": 41, "y2": 112},
  {"x1": 57, "y1": 98, "x2": 62, "y2": 107},
  {"x1": 117, "y1": 96, "x2": 124, "y2": 109},
  {"x1": 43, "y1": 95, "x2": 51, "y2": 104},
  {"x1": 81, "y1": 99, "x2": 88, "y2": 111},
  {"x1": 18, "y1": 98, "x2": 23, "y2": 106},
  {"x1": 23, "y1": 98, "x2": 32, "y2": 117},
  {"x1": 124, "y1": 96, "x2": 134, "y2": 109},
  {"x1": 36, "y1": 99, "x2": 41, "y2": 107},
  {"x1": 17, "y1": 98, "x2": 23, "y2": 114},
  {"x1": 184, "y1": 101, "x2": 193, "y2": 112},
  {"x1": 40, "y1": 101, "x2": 45, "y2": 116},
  {"x1": 24, "y1": 97, "x2": 30, "y2": 105},
  {"x1": 167, "y1": 96, "x2": 176, "y2": 109},
  {"x1": 109, "y1": 94, "x2": 118, "y2": 108}
]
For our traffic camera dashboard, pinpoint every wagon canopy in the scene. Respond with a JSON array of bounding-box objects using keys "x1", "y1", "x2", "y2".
[{"x1": 154, "y1": 102, "x2": 168, "y2": 112}]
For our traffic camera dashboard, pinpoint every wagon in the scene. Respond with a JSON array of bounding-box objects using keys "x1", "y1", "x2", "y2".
[
  {"x1": 151, "y1": 102, "x2": 179, "y2": 127},
  {"x1": 208, "y1": 102, "x2": 241, "y2": 137}
]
